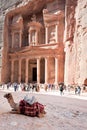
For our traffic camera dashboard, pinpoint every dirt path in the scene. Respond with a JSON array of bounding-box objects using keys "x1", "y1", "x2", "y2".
[{"x1": 0, "y1": 91, "x2": 87, "y2": 130}]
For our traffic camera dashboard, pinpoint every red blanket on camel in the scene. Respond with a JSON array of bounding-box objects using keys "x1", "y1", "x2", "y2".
[{"x1": 19, "y1": 100, "x2": 44, "y2": 117}]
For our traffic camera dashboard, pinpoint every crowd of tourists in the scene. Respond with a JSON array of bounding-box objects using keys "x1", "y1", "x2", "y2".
[
  {"x1": 1, "y1": 82, "x2": 40, "y2": 92},
  {"x1": 1, "y1": 82, "x2": 87, "y2": 95}
]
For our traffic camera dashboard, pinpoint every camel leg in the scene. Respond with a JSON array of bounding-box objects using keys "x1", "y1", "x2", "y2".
[
  {"x1": 11, "y1": 108, "x2": 16, "y2": 111},
  {"x1": 37, "y1": 113, "x2": 45, "y2": 118},
  {"x1": 9, "y1": 110, "x2": 18, "y2": 114},
  {"x1": 10, "y1": 108, "x2": 20, "y2": 114}
]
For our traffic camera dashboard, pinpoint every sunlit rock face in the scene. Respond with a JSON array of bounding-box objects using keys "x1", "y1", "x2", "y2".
[
  {"x1": 1, "y1": 0, "x2": 87, "y2": 86},
  {"x1": 74, "y1": 0, "x2": 87, "y2": 85},
  {"x1": 64, "y1": 0, "x2": 87, "y2": 86}
]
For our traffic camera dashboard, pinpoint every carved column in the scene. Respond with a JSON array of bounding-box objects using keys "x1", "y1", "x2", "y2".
[
  {"x1": 18, "y1": 59, "x2": 22, "y2": 83},
  {"x1": 19, "y1": 31, "x2": 22, "y2": 48},
  {"x1": 28, "y1": 30, "x2": 31, "y2": 45},
  {"x1": 56, "y1": 24, "x2": 58, "y2": 43},
  {"x1": 45, "y1": 26, "x2": 48, "y2": 44},
  {"x1": 11, "y1": 32, "x2": 14, "y2": 48},
  {"x1": 29, "y1": 33, "x2": 31, "y2": 45},
  {"x1": 25, "y1": 58, "x2": 29, "y2": 83},
  {"x1": 37, "y1": 58, "x2": 40, "y2": 84},
  {"x1": 35, "y1": 31, "x2": 38, "y2": 45},
  {"x1": 45, "y1": 57, "x2": 48, "y2": 84},
  {"x1": 11, "y1": 60, "x2": 14, "y2": 82},
  {"x1": 55, "y1": 57, "x2": 58, "y2": 84}
]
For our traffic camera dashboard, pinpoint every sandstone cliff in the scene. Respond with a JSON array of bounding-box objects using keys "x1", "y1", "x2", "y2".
[{"x1": 64, "y1": 0, "x2": 87, "y2": 85}]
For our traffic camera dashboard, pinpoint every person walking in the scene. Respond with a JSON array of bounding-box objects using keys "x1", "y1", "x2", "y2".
[{"x1": 59, "y1": 83, "x2": 64, "y2": 95}]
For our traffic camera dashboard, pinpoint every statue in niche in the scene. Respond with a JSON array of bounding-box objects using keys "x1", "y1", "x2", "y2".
[
  {"x1": 49, "y1": 32, "x2": 56, "y2": 43},
  {"x1": 12, "y1": 15, "x2": 23, "y2": 24},
  {"x1": 31, "y1": 14, "x2": 36, "y2": 22},
  {"x1": 49, "y1": 26, "x2": 56, "y2": 43},
  {"x1": 14, "y1": 33, "x2": 19, "y2": 48},
  {"x1": 17, "y1": 16, "x2": 23, "y2": 23},
  {"x1": 31, "y1": 31, "x2": 35, "y2": 45},
  {"x1": 43, "y1": 9, "x2": 48, "y2": 14}
]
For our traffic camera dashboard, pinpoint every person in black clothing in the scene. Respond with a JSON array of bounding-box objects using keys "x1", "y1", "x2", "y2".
[
  {"x1": 59, "y1": 83, "x2": 64, "y2": 95},
  {"x1": 75, "y1": 87, "x2": 78, "y2": 95},
  {"x1": 77, "y1": 86, "x2": 81, "y2": 95}
]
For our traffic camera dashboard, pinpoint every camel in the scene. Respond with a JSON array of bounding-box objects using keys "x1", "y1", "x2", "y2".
[{"x1": 4, "y1": 93, "x2": 46, "y2": 117}]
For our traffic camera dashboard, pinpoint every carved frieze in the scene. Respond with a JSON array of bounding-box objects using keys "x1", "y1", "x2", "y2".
[{"x1": 9, "y1": 15, "x2": 23, "y2": 48}]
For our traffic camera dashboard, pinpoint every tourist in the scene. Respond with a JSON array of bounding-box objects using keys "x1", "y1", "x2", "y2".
[
  {"x1": 75, "y1": 87, "x2": 78, "y2": 95},
  {"x1": 59, "y1": 83, "x2": 64, "y2": 95},
  {"x1": 13, "y1": 82, "x2": 18, "y2": 92},
  {"x1": 77, "y1": 86, "x2": 81, "y2": 95}
]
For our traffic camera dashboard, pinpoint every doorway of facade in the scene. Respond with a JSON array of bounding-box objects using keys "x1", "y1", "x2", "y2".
[{"x1": 32, "y1": 67, "x2": 37, "y2": 82}]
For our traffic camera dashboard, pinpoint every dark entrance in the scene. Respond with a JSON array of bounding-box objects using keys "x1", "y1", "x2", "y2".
[{"x1": 32, "y1": 67, "x2": 37, "y2": 81}]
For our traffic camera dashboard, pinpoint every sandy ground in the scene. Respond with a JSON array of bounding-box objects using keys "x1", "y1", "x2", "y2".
[{"x1": 0, "y1": 89, "x2": 87, "y2": 130}]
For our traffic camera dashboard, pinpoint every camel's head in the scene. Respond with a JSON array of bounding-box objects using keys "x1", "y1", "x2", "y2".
[{"x1": 4, "y1": 93, "x2": 13, "y2": 99}]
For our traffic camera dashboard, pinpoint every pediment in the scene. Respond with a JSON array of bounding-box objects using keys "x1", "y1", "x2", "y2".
[
  {"x1": 28, "y1": 21, "x2": 43, "y2": 31},
  {"x1": 43, "y1": 9, "x2": 64, "y2": 23}
]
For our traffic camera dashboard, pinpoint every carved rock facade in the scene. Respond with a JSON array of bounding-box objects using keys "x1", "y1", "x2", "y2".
[
  {"x1": 1, "y1": 0, "x2": 87, "y2": 86},
  {"x1": 2, "y1": 0, "x2": 65, "y2": 85}
]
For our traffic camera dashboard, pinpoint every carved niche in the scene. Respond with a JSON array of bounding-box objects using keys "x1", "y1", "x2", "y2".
[
  {"x1": 48, "y1": 25, "x2": 56, "y2": 43},
  {"x1": 14, "y1": 32, "x2": 20, "y2": 48},
  {"x1": 43, "y1": 9, "x2": 64, "y2": 44},
  {"x1": 10, "y1": 15, "x2": 23, "y2": 48},
  {"x1": 28, "y1": 15, "x2": 43, "y2": 46}
]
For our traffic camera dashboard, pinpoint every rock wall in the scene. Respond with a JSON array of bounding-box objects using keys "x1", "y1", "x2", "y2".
[
  {"x1": 64, "y1": 0, "x2": 87, "y2": 85},
  {"x1": 64, "y1": 0, "x2": 77, "y2": 85},
  {"x1": 74, "y1": 0, "x2": 87, "y2": 85}
]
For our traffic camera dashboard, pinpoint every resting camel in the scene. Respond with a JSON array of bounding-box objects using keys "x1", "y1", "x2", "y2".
[{"x1": 4, "y1": 93, "x2": 46, "y2": 117}]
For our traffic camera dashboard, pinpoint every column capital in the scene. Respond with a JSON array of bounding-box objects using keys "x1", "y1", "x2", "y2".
[
  {"x1": 11, "y1": 59, "x2": 15, "y2": 62},
  {"x1": 45, "y1": 56, "x2": 49, "y2": 59},
  {"x1": 26, "y1": 58, "x2": 29, "y2": 61},
  {"x1": 55, "y1": 57, "x2": 58, "y2": 59},
  {"x1": 11, "y1": 31, "x2": 14, "y2": 35},
  {"x1": 19, "y1": 58, "x2": 22, "y2": 61},
  {"x1": 28, "y1": 29, "x2": 32, "y2": 33},
  {"x1": 37, "y1": 57, "x2": 41, "y2": 60},
  {"x1": 45, "y1": 24, "x2": 48, "y2": 28},
  {"x1": 56, "y1": 22, "x2": 59, "y2": 25},
  {"x1": 20, "y1": 30, "x2": 23, "y2": 34}
]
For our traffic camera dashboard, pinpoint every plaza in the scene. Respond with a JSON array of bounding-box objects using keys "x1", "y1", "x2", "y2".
[{"x1": 0, "y1": 89, "x2": 87, "y2": 130}]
